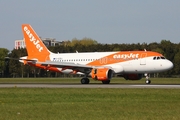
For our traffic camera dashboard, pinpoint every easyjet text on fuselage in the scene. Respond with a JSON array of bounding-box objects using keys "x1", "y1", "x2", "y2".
[{"x1": 113, "y1": 53, "x2": 139, "y2": 59}]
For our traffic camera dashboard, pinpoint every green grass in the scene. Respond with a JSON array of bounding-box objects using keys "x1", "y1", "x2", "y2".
[
  {"x1": 0, "y1": 78, "x2": 180, "y2": 120},
  {"x1": 0, "y1": 88, "x2": 180, "y2": 120}
]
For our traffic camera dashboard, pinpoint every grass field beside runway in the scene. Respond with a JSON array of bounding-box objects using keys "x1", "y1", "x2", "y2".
[
  {"x1": 0, "y1": 77, "x2": 180, "y2": 84},
  {"x1": 0, "y1": 88, "x2": 180, "y2": 120}
]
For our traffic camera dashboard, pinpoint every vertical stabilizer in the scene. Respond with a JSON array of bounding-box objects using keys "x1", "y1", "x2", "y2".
[{"x1": 22, "y1": 24, "x2": 51, "y2": 61}]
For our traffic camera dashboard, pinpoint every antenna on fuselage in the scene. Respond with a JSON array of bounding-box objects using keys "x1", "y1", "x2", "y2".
[{"x1": 144, "y1": 49, "x2": 147, "y2": 52}]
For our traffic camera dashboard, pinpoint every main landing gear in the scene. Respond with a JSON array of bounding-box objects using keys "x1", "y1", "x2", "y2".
[
  {"x1": 81, "y1": 78, "x2": 90, "y2": 84},
  {"x1": 102, "y1": 80, "x2": 110, "y2": 84},
  {"x1": 145, "y1": 73, "x2": 151, "y2": 84},
  {"x1": 80, "y1": 78, "x2": 110, "y2": 84}
]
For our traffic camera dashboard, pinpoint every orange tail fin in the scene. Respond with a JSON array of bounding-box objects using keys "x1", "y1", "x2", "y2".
[{"x1": 22, "y1": 24, "x2": 51, "y2": 61}]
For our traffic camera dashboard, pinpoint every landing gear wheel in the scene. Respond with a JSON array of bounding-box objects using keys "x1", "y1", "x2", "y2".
[
  {"x1": 145, "y1": 80, "x2": 151, "y2": 84},
  {"x1": 144, "y1": 73, "x2": 151, "y2": 84},
  {"x1": 81, "y1": 78, "x2": 90, "y2": 84},
  {"x1": 102, "y1": 80, "x2": 110, "y2": 84}
]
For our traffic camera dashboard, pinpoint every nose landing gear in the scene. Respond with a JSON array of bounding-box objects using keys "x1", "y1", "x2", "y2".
[{"x1": 145, "y1": 73, "x2": 151, "y2": 84}]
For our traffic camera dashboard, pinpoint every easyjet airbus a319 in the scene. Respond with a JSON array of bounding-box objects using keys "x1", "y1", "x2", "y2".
[{"x1": 19, "y1": 24, "x2": 173, "y2": 84}]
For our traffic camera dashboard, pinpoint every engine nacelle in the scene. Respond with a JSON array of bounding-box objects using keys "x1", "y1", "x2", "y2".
[
  {"x1": 91, "y1": 68, "x2": 113, "y2": 81},
  {"x1": 123, "y1": 74, "x2": 143, "y2": 80}
]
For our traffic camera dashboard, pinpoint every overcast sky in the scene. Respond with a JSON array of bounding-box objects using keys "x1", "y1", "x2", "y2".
[{"x1": 0, "y1": 0, "x2": 180, "y2": 50}]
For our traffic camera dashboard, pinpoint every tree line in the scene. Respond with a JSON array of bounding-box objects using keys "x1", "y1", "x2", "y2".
[{"x1": 0, "y1": 39, "x2": 179, "y2": 78}]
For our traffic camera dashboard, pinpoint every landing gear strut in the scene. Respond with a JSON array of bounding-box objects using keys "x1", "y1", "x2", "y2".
[{"x1": 145, "y1": 74, "x2": 151, "y2": 84}]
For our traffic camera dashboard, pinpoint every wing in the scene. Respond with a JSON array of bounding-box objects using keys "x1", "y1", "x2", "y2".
[
  {"x1": 37, "y1": 61, "x2": 92, "y2": 68},
  {"x1": 36, "y1": 61, "x2": 95, "y2": 73},
  {"x1": 35, "y1": 61, "x2": 112, "y2": 73}
]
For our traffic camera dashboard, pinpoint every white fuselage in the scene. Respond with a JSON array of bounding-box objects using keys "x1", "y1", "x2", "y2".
[{"x1": 46, "y1": 51, "x2": 173, "y2": 74}]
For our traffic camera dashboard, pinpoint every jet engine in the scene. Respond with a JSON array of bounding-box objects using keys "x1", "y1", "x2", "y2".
[{"x1": 91, "y1": 68, "x2": 113, "y2": 81}]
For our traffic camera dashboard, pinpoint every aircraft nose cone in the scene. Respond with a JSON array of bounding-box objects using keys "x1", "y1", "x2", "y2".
[{"x1": 166, "y1": 60, "x2": 174, "y2": 70}]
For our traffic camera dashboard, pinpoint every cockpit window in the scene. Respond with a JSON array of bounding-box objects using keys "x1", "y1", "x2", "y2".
[
  {"x1": 161, "y1": 57, "x2": 165, "y2": 59},
  {"x1": 153, "y1": 56, "x2": 166, "y2": 60}
]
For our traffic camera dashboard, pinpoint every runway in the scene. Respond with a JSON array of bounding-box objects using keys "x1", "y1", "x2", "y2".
[{"x1": 0, "y1": 83, "x2": 180, "y2": 88}]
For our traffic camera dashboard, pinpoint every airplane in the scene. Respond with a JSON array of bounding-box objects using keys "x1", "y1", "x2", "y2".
[{"x1": 18, "y1": 24, "x2": 173, "y2": 84}]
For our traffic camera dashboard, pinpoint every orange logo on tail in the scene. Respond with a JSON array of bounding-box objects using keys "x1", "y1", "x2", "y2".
[
  {"x1": 22, "y1": 24, "x2": 51, "y2": 62},
  {"x1": 23, "y1": 26, "x2": 43, "y2": 52}
]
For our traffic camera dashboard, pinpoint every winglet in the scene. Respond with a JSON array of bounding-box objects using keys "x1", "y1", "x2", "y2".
[{"x1": 22, "y1": 24, "x2": 51, "y2": 61}]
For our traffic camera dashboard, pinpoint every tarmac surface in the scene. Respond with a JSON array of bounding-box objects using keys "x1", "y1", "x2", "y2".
[{"x1": 0, "y1": 83, "x2": 180, "y2": 88}]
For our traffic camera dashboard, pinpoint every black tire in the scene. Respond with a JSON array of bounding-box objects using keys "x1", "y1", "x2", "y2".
[
  {"x1": 145, "y1": 80, "x2": 151, "y2": 84},
  {"x1": 102, "y1": 80, "x2": 110, "y2": 84},
  {"x1": 81, "y1": 78, "x2": 89, "y2": 84},
  {"x1": 85, "y1": 78, "x2": 90, "y2": 84}
]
